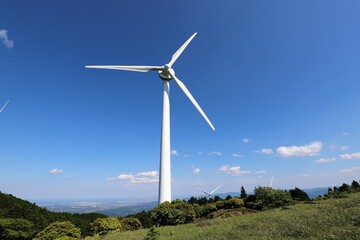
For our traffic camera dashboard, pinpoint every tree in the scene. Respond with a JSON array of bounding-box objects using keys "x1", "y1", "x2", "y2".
[
  {"x1": 240, "y1": 186, "x2": 247, "y2": 198},
  {"x1": 339, "y1": 183, "x2": 351, "y2": 193},
  {"x1": 0, "y1": 218, "x2": 35, "y2": 240},
  {"x1": 187, "y1": 196, "x2": 198, "y2": 204},
  {"x1": 33, "y1": 221, "x2": 81, "y2": 240},
  {"x1": 224, "y1": 198, "x2": 244, "y2": 209},
  {"x1": 225, "y1": 195, "x2": 232, "y2": 200},
  {"x1": 289, "y1": 187, "x2": 310, "y2": 201},
  {"x1": 120, "y1": 217, "x2": 142, "y2": 231},
  {"x1": 90, "y1": 217, "x2": 121, "y2": 236},
  {"x1": 213, "y1": 196, "x2": 222, "y2": 202},
  {"x1": 252, "y1": 187, "x2": 292, "y2": 210},
  {"x1": 351, "y1": 180, "x2": 360, "y2": 190},
  {"x1": 151, "y1": 200, "x2": 196, "y2": 226}
]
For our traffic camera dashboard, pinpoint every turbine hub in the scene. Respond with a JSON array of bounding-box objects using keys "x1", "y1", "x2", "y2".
[{"x1": 158, "y1": 66, "x2": 174, "y2": 81}]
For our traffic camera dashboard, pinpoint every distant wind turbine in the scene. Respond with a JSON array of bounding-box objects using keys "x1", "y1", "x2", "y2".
[
  {"x1": 197, "y1": 185, "x2": 222, "y2": 197},
  {"x1": 269, "y1": 176, "x2": 274, "y2": 188},
  {"x1": 0, "y1": 100, "x2": 9, "y2": 113},
  {"x1": 86, "y1": 33, "x2": 215, "y2": 204}
]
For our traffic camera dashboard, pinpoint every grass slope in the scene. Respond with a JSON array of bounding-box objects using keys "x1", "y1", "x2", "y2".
[{"x1": 102, "y1": 193, "x2": 360, "y2": 240}]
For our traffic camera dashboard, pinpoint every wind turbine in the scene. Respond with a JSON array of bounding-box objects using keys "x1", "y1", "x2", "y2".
[
  {"x1": 269, "y1": 176, "x2": 274, "y2": 188},
  {"x1": 197, "y1": 185, "x2": 222, "y2": 198},
  {"x1": 0, "y1": 100, "x2": 9, "y2": 113},
  {"x1": 86, "y1": 33, "x2": 215, "y2": 204}
]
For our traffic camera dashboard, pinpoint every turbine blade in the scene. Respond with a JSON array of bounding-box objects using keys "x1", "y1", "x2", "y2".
[
  {"x1": 169, "y1": 72, "x2": 215, "y2": 131},
  {"x1": 85, "y1": 65, "x2": 162, "y2": 72},
  {"x1": 168, "y1": 32, "x2": 197, "y2": 67},
  {"x1": 0, "y1": 100, "x2": 9, "y2": 113},
  {"x1": 210, "y1": 185, "x2": 222, "y2": 195},
  {"x1": 196, "y1": 187, "x2": 210, "y2": 195}
]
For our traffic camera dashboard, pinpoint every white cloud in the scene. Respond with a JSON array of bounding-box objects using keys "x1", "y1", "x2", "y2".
[
  {"x1": 276, "y1": 141, "x2": 323, "y2": 158},
  {"x1": 340, "y1": 152, "x2": 360, "y2": 160},
  {"x1": 209, "y1": 151, "x2": 222, "y2": 156},
  {"x1": 242, "y1": 138, "x2": 250, "y2": 144},
  {"x1": 302, "y1": 174, "x2": 310, "y2": 177},
  {"x1": 218, "y1": 165, "x2": 251, "y2": 176},
  {"x1": 340, "y1": 167, "x2": 360, "y2": 173},
  {"x1": 329, "y1": 144, "x2": 349, "y2": 151},
  {"x1": 0, "y1": 29, "x2": 14, "y2": 48},
  {"x1": 171, "y1": 150, "x2": 179, "y2": 156},
  {"x1": 198, "y1": 151, "x2": 203, "y2": 155},
  {"x1": 315, "y1": 158, "x2": 336, "y2": 163},
  {"x1": 232, "y1": 153, "x2": 244, "y2": 158},
  {"x1": 192, "y1": 166, "x2": 200, "y2": 174},
  {"x1": 130, "y1": 177, "x2": 159, "y2": 184},
  {"x1": 49, "y1": 168, "x2": 63, "y2": 174},
  {"x1": 137, "y1": 171, "x2": 157, "y2": 177},
  {"x1": 256, "y1": 170, "x2": 267, "y2": 174},
  {"x1": 257, "y1": 148, "x2": 274, "y2": 155},
  {"x1": 108, "y1": 171, "x2": 158, "y2": 184},
  {"x1": 342, "y1": 131, "x2": 350, "y2": 136},
  {"x1": 117, "y1": 174, "x2": 134, "y2": 180}
]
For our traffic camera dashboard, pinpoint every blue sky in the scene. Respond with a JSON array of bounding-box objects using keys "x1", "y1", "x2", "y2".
[{"x1": 1, "y1": 0, "x2": 360, "y2": 200}]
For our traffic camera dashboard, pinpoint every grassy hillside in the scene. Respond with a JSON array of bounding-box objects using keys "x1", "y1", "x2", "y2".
[{"x1": 102, "y1": 192, "x2": 360, "y2": 240}]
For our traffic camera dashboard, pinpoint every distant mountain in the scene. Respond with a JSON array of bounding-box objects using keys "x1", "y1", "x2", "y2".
[{"x1": 302, "y1": 187, "x2": 329, "y2": 199}]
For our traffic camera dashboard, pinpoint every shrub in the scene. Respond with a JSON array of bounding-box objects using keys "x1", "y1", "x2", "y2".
[
  {"x1": 120, "y1": 217, "x2": 142, "y2": 231},
  {"x1": 90, "y1": 217, "x2": 121, "y2": 236},
  {"x1": 144, "y1": 226, "x2": 159, "y2": 240},
  {"x1": 246, "y1": 187, "x2": 292, "y2": 210},
  {"x1": 224, "y1": 197, "x2": 244, "y2": 209},
  {"x1": 33, "y1": 221, "x2": 81, "y2": 240},
  {"x1": 151, "y1": 200, "x2": 196, "y2": 226},
  {"x1": 0, "y1": 218, "x2": 35, "y2": 240}
]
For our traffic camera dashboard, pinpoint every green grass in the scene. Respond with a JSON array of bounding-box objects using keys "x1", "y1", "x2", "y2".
[{"x1": 100, "y1": 193, "x2": 360, "y2": 240}]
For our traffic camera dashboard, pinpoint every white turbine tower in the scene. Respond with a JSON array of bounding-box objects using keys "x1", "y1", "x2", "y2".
[
  {"x1": 197, "y1": 185, "x2": 222, "y2": 198},
  {"x1": 86, "y1": 33, "x2": 215, "y2": 204},
  {"x1": 0, "y1": 100, "x2": 9, "y2": 113}
]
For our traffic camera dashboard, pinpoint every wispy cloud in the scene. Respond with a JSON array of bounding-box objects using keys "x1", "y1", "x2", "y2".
[
  {"x1": 314, "y1": 158, "x2": 336, "y2": 163},
  {"x1": 242, "y1": 138, "x2": 250, "y2": 144},
  {"x1": 108, "y1": 171, "x2": 158, "y2": 184},
  {"x1": 192, "y1": 166, "x2": 200, "y2": 174},
  {"x1": 340, "y1": 152, "x2": 360, "y2": 160},
  {"x1": 171, "y1": 150, "x2": 179, "y2": 156},
  {"x1": 329, "y1": 144, "x2": 349, "y2": 151},
  {"x1": 198, "y1": 151, "x2": 203, "y2": 155},
  {"x1": 0, "y1": 29, "x2": 14, "y2": 48},
  {"x1": 137, "y1": 171, "x2": 157, "y2": 177},
  {"x1": 342, "y1": 131, "x2": 350, "y2": 136},
  {"x1": 276, "y1": 141, "x2": 323, "y2": 158},
  {"x1": 232, "y1": 153, "x2": 243, "y2": 158},
  {"x1": 218, "y1": 165, "x2": 251, "y2": 176},
  {"x1": 256, "y1": 170, "x2": 267, "y2": 174},
  {"x1": 209, "y1": 151, "x2": 222, "y2": 156},
  {"x1": 340, "y1": 167, "x2": 360, "y2": 173},
  {"x1": 49, "y1": 168, "x2": 63, "y2": 174},
  {"x1": 257, "y1": 148, "x2": 274, "y2": 155}
]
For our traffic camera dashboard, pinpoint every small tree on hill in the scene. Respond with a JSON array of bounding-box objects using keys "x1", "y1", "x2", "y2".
[
  {"x1": 339, "y1": 183, "x2": 351, "y2": 193},
  {"x1": 351, "y1": 180, "x2": 360, "y2": 191},
  {"x1": 120, "y1": 217, "x2": 142, "y2": 231},
  {"x1": 252, "y1": 187, "x2": 292, "y2": 210},
  {"x1": 33, "y1": 221, "x2": 81, "y2": 240},
  {"x1": 90, "y1": 217, "x2": 121, "y2": 236},
  {"x1": 0, "y1": 218, "x2": 35, "y2": 240},
  {"x1": 151, "y1": 200, "x2": 196, "y2": 226},
  {"x1": 240, "y1": 186, "x2": 247, "y2": 198},
  {"x1": 289, "y1": 187, "x2": 310, "y2": 201}
]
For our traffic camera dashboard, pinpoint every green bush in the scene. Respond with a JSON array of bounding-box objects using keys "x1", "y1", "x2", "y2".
[
  {"x1": 246, "y1": 187, "x2": 292, "y2": 210},
  {"x1": 33, "y1": 221, "x2": 81, "y2": 240},
  {"x1": 90, "y1": 217, "x2": 121, "y2": 236},
  {"x1": 120, "y1": 217, "x2": 142, "y2": 231},
  {"x1": 151, "y1": 200, "x2": 196, "y2": 226},
  {"x1": 0, "y1": 218, "x2": 35, "y2": 240},
  {"x1": 224, "y1": 198, "x2": 244, "y2": 209}
]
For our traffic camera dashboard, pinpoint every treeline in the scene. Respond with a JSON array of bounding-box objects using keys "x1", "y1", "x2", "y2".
[
  {"x1": 0, "y1": 191, "x2": 105, "y2": 239},
  {"x1": 1, "y1": 179, "x2": 360, "y2": 239}
]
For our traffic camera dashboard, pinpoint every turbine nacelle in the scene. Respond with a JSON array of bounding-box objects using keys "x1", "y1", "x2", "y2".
[{"x1": 158, "y1": 65, "x2": 175, "y2": 81}]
